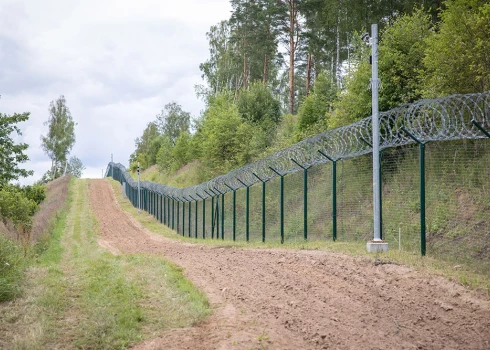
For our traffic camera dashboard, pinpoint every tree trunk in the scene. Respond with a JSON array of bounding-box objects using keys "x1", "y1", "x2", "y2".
[
  {"x1": 263, "y1": 19, "x2": 271, "y2": 84},
  {"x1": 288, "y1": 0, "x2": 296, "y2": 115},
  {"x1": 243, "y1": 37, "x2": 247, "y2": 90},
  {"x1": 335, "y1": 2, "x2": 341, "y2": 87},
  {"x1": 263, "y1": 53, "x2": 269, "y2": 84},
  {"x1": 306, "y1": 52, "x2": 312, "y2": 95}
]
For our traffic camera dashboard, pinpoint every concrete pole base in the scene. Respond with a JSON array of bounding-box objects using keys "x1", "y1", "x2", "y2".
[{"x1": 367, "y1": 241, "x2": 389, "y2": 253}]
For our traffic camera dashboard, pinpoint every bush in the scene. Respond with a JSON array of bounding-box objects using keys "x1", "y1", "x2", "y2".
[
  {"x1": 21, "y1": 184, "x2": 46, "y2": 205},
  {"x1": 0, "y1": 233, "x2": 26, "y2": 301},
  {"x1": 0, "y1": 187, "x2": 38, "y2": 232},
  {"x1": 198, "y1": 92, "x2": 253, "y2": 172}
]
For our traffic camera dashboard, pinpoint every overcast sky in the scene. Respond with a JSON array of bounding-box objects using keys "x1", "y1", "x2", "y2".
[{"x1": 0, "y1": 0, "x2": 231, "y2": 184}]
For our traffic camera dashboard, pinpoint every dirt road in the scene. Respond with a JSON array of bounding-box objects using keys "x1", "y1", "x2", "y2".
[{"x1": 88, "y1": 179, "x2": 490, "y2": 350}]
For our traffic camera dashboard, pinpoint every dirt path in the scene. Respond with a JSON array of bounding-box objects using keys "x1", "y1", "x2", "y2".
[{"x1": 88, "y1": 179, "x2": 490, "y2": 350}]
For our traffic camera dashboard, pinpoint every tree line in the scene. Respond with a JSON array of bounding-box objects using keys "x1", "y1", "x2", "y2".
[
  {"x1": 131, "y1": 0, "x2": 488, "y2": 182},
  {"x1": 0, "y1": 95, "x2": 84, "y2": 237}
]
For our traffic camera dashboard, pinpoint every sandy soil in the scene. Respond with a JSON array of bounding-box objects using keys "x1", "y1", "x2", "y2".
[{"x1": 88, "y1": 179, "x2": 490, "y2": 350}]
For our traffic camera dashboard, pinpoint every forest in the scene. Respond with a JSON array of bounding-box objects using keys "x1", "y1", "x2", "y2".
[{"x1": 129, "y1": 0, "x2": 489, "y2": 182}]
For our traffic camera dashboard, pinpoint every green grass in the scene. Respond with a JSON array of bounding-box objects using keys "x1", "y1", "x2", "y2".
[
  {"x1": 131, "y1": 161, "x2": 210, "y2": 189},
  {"x1": 0, "y1": 233, "x2": 27, "y2": 302},
  {"x1": 1, "y1": 179, "x2": 210, "y2": 350}
]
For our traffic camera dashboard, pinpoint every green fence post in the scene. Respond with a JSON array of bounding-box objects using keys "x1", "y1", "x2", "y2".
[
  {"x1": 209, "y1": 188, "x2": 220, "y2": 239},
  {"x1": 252, "y1": 173, "x2": 268, "y2": 243},
  {"x1": 160, "y1": 194, "x2": 163, "y2": 224},
  {"x1": 224, "y1": 183, "x2": 237, "y2": 241},
  {"x1": 166, "y1": 195, "x2": 169, "y2": 225},
  {"x1": 168, "y1": 195, "x2": 171, "y2": 227},
  {"x1": 182, "y1": 200, "x2": 186, "y2": 237},
  {"x1": 172, "y1": 196, "x2": 175, "y2": 231},
  {"x1": 202, "y1": 196, "x2": 206, "y2": 239},
  {"x1": 196, "y1": 194, "x2": 204, "y2": 239},
  {"x1": 291, "y1": 158, "x2": 311, "y2": 241},
  {"x1": 164, "y1": 195, "x2": 167, "y2": 226},
  {"x1": 177, "y1": 199, "x2": 181, "y2": 234},
  {"x1": 221, "y1": 192, "x2": 224, "y2": 240},
  {"x1": 211, "y1": 195, "x2": 215, "y2": 239},
  {"x1": 213, "y1": 188, "x2": 225, "y2": 240},
  {"x1": 188, "y1": 197, "x2": 191, "y2": 238},
  {"x1": 204, "y1": 190, "x2": 214, "y2": 239},
  {"x1": 269, "y1": 167, "x2": 284, "y2": 244},
  {"x1": 471, "y1": 119, "x2": 490, "y2": 138},
  {"x1": 236, "y1": 178, "x2": 250, "y2": 242},
  {"x1": 318, "y1": 150, "x2": 341, "y2": 242},
  {"x1": 401, "y1": 127, "x2": 427, "y2": 256},
  {"x1": 190, "y1": 195, "x2": 198, "y2": 239}
]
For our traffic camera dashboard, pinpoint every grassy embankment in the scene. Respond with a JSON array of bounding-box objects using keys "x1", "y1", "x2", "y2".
[
  {"x1": 0, "y1": 179, "x2": 209, "y2": 349},
  {"x1": 120, "y1": 140, "x2": 490, "y2": 295}
]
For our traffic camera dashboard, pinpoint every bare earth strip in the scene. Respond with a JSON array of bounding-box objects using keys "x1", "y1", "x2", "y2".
[{"x1": 88, "y1": 179, "x2": 490, "y2": 350}]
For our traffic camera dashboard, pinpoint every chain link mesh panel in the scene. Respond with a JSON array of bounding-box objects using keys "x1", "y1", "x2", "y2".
[{"x1": 106, "y1": 91, "x2": 490, "y2": 270}]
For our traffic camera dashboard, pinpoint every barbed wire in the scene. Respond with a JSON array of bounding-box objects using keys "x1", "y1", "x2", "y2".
[{"x1": 107, "y1": 90, "x2": 490, "y2": 200}]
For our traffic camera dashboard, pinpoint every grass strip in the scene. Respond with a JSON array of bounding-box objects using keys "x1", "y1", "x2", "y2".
[
  {"x1": 1, "y1": 178, "x2": 210, "y2": 349},
  {"x1": 109, "y1": 178, "x2": 490, "y2": 295}
]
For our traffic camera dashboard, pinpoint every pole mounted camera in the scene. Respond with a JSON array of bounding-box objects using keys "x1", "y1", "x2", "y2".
[{"x1": 361, "y1": 32, "x2": 371, "y2": 44}]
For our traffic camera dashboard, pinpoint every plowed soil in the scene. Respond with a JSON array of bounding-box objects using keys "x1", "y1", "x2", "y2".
[{"x1": 88, "y1": 179, "x2": 490, "y2": 350}]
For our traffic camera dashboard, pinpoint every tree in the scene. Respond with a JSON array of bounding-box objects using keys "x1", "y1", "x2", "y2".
[
  {"x1": 67, "y1": 156, "x2": 85, "y2": 178},
  {"x1": 298, "y1": 71, "x2": 337, "y2": 132},
  {"x1": 378, "y1": 8, "x2": 431, "y2": 109},
  {"x1": 199, "y1": 21, "x2": 241, "y2": 98},
  {"x1": 330, "y1": 8, "x2": 432, "y2": 128},
  {"x1": 129, "y1": 122, "x2": 160, "y2": 170},
  {"x1": 41, "y1": 95, "x2": 76, "y2": 179},
  {"x1": 276, "y1": 0, "x2": 304, "y2": 114},
  {"x1": 236, "y1": 81, "x2": 282, "y2": 125},
  {"x1": 423, "y1": 0, "x2": 490, "y2": 96},
  {"x1": 198, "y1": 92, "x2": 252, "y2": 171},
  {"x1": 229, "y1": 0, "x2": 282, "y2": 89},
  {"x1": 155, "y1": 102, "x2": 191, "y2": 145},
  {"x1": 156, "y1": 135, "x2": 175, "y2": 172},
  {"x1": 0, "y1": 111, "x2": 33, "y2": 185}
]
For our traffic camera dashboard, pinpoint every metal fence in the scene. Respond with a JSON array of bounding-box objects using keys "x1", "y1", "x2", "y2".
[{"x1": 106, "y1": 91, "x2": 490, "y2": 274}]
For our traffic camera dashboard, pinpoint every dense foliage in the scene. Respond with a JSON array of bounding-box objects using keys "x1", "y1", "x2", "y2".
[
  {"x1": 0, "y1": 111, "x2": 33, "y2": 185},
  {"x1": 0, "y1": 109, "x2": 45, "y2": 234},
  {"x1": 129, "y1": 0, "x2": 490, "y2": 182}
]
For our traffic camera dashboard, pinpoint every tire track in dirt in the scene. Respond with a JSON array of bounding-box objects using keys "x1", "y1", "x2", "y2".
[{"x1": 89, "y1": 179, "x2": 490, "y2": 350}]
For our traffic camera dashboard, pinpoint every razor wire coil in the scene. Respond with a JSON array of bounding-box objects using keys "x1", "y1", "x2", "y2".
[{"x1": 106, "y1": 91, "x2": 490, "y2": 200}]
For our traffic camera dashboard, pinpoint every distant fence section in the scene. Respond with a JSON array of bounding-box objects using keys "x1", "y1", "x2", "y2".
[{"x1": 106, "y1": 91, "x2": 490, "y2": 274}]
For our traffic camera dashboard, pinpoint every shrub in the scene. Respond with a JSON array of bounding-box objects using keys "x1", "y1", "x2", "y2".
[{"x1": 0, "y1": 233, "x2": 26, "y2": 301}]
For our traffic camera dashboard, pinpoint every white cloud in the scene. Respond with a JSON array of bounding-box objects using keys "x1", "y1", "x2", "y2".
[{"x1": 0, "y1": 0, "x2": 231, "y2": 184}]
